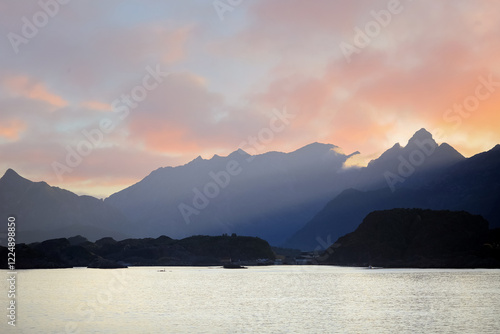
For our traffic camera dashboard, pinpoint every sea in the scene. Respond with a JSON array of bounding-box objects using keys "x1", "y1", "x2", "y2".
[{"x1": 1, "y1": 266, "x2": 499, "y2": 333}]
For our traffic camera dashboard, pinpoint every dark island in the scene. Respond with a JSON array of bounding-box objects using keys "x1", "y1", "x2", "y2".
[
  {"x1": 0, "y1": 234, "x2": 275, "y2": 269},
  {"x1": 3, "y1": 209, "x2": 499, "y2": 269},
  {"x1": 319, "y1": 208, "x2": 500, "y2": 268}
]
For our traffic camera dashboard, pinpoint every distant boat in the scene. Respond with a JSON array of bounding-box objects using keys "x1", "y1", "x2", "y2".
[
  {"x1": 157, "y1": 268, "x2": 166, "y2": 272},
  {"x1": 223, "y1": 264, "x2": 247, "y2": 269}
]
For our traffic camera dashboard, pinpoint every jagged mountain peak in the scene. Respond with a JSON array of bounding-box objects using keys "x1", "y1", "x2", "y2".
[
  {"x1": 438, "y1": 142, "x2": 464, "y2": 158},
  {"x1": 182, "y1": 143, "x2": 344, "y2": 169},
  {"x1": 186, "y1": 149, "x2": 252, "y2": 165},
  {"x1": 229, "y1": 148, "x2": 250, "y2": 158},
  {"x1": 3, "y1": 129, "x2": 497, "y2": 250},
  {"x1": 293, "y1": 142, "x2": 337, "y2": 153},
  {"x1": 367, "y1": 142, "x2": 402, "y2": 168},
  {"x1": 407, "y1": 128, "x2": 434, "y2": 145},
  {"x1": 183, "y1": 155, "x2": 205, "y2": 166},
  {"x1": 0, "y1": 168, "x2": 32, "y2": 188},
  {"x1": 368, "y1": 129, "x2": 449, "y2": 168},
  {"x1": 2, "y1": 168, "x2": 22, "y2": 180},
  {"x1": 393, "y1": 142, "x2": 402, "y2": 149},
  {"x1": 0, "y1": 169, "x2": 130, "y2": 243}
]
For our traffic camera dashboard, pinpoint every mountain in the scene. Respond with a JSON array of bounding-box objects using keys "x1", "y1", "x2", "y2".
[
  {"x1": 105, "y1": 143, "x2": 358, "y2": 245},
  {"x1": 319, "y1": 208, "x2": 500, "y2": 268},
  {"x1": 0, "y1": 169, "x2": 131, "y2": 243},
  {"x1": 354, "y1": 128, "x2": 465, "y2": 190},
  {"x1": 105, "y1": 128, "x2": 483, "y2": 247},
  {"x1": 285, "y1": 144, "x2": 500, "y2": 250},
  {"x1": 3, "y1": 128, "x2": 497, "y2": 250}
]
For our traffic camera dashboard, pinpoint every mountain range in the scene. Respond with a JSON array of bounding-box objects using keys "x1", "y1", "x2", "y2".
[
  {"x1": 1, "y1": 128, "x2": 499, "y2": 250},
  {"x1": 285, "y1": 138, "x2": 500, "y2": 250},
  {"x1": 0, "y1": 169, "x2": 131, "y2": 243},
  {"x1": 105, "y1": 142, "x2": 358, "y2": 245}
]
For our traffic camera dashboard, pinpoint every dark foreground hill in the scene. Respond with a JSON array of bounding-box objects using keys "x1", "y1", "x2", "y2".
[
  {"x1": 319, "y1": 209, "x2": 500, "y2": 268},
  {"x1": 0, "y1": 234, "x2": 275, "y2": 269}
]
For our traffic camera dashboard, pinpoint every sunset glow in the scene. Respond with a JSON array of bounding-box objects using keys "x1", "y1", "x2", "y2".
[{"x1": 1, "y1": 0, "x2": 499, "y2": 197}]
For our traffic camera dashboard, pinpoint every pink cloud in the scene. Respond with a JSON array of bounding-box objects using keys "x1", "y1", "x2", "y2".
[
  {"x1": 1, "y1": 1, "x2": 500, "y2": 197},
  {"x1": 3, "y1": 76, "x2": 67, "y2": 108},
  {"x1": 80, "y1": 100, "x2": 112, "y2": 112},
  {"x1": 239, "y1": 0, "x2": 500, "y2": 159},
  {"x1": 0, "y1": 119, "x2": 26, "y2": 141}
]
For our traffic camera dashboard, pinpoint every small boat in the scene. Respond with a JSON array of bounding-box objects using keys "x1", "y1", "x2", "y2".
[{"x1": 223, "y1": 264, "x2": 247, "y2": 269}]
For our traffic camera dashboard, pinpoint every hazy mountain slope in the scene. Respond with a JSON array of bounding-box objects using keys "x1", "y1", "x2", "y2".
[
  {"x1": 104, "y1": 129, "x2": 472, "y2": 246},
  {"x1": 105, "y1": 143, "x2": 359, "y2": 245},
  {"x1": 424, "y1": 144, "x2": 500, "y2": 226},
  {"x1": 354, "y1": 128, "x2": 465, "y2": 191},
  {"x1": 0, "y1": 169, "x2": 131, "y2": 243},
  {"x1": 285, "y1": 144, "x2": 500, "y2": 250},
  {"x1": 3, "y1": 129, "x2": 494, "y2": 249}
]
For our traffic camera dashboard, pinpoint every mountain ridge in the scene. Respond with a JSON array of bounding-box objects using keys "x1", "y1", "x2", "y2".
[
  {"x1": 285, "y1": 144, "x2": 500, "y2": 250},
  {"x1": 104, "y1": 141, "x2": 357, "y2": 244},
  {"x1": 2, "y1": 129, "x2": 498, "y2": 248},
  {"x1": 0, "y1": 169, "x2": 132, "y2": 243}
]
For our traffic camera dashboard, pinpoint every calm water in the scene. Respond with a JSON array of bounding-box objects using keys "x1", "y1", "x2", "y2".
[{"x1": 1, "y1": 266, "x2": 499, "y2": 333}]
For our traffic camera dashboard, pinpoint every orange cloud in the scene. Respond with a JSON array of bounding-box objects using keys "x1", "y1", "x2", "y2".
[
  {"x1": 0, "y1": 119, "x2": 26, "y2": 141},
  {"x1": 2, "y1": 1, "x2": 500, "y2": 199},
  {"x1": 246, "y1": 6, "x2": 500, "y2": 161},
  {"x1": 129, "y1": 120, "x2": 200, "y2": 155},
  {"x1": 80, "y1": 100, "x2": 112, "y2": 111},
  {"x1": 3, "y1": 76, "x2": 67, "y2": 108}
]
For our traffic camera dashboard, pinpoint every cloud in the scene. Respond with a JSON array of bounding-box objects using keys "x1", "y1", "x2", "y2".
[
  {"x1": 125, "y1": 71, "x2": 286, "y2": 156},
  {"x1": 80, "y1": 100, "x2": 113, "y2": 112},
  {"x1": 0, "y1": 119, "x2": 26, "y2": 141},
  {"x1": 3, "y1": 75, "x2": 67, "y2": 108},
  {"x1": 237, "y1": 0, "x2": 500, "y2": 158},
  {"x1": 126, "y1": 72, "x2": 224, "y2": 153},
  {"x1": 1, "y1": 0, "x2": 499, "y2": 197}
]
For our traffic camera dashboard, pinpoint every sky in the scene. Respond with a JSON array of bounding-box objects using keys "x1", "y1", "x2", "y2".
[{"x1": 0, "y1": 0, "x2": 499, "y2": 198}]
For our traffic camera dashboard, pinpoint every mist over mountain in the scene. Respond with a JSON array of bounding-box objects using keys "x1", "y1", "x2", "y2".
[
  {"x1": 354, "y1": 128, "x2": 465, "y2": 191},
  {"x1": 0, "y1": 169, "x2": 131, "y2": 243},
  {"x1": 2, "y1": 128, "x2": 498, "y2": 250},
  {"x1": 105, "y1": 142, "x2": 358, "y2": 245},
  {"x1": 285, "y1": 143, "x2": 500, "y2": 250},
  {"x1": 106, "y1": 127, "x2": 478, "y2": 248}
]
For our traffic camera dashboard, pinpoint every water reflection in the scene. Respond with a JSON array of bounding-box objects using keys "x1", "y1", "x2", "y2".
[{"x1": 1, "y1": 266, "x2": 499, "y2": 333}]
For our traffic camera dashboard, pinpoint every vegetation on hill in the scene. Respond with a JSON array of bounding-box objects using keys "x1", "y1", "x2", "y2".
[
  {"x1": 319, "y1": 208, "x2": 500, "y2": 268},
  {"x1": 0, "y1": 234, "x2": 275, "y2": 269}
]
